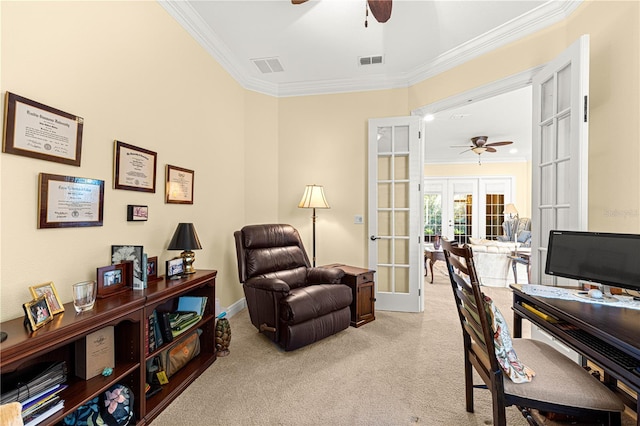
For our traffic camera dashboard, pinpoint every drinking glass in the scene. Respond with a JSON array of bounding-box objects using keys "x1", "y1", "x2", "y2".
[{"x1": 72, "y1": 280, "x2": 97, "y2": 312}]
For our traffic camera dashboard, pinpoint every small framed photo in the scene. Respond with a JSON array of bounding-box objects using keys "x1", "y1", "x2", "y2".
[
  {"x1": 29, "y1": 282, "x2": 64, "y2": 315},
  {"x1": 147, "y1": 256, "x2": 160, "y2": 282},
  {"x1": 111, "y1": 245, "x2": 144, "y2": 290},
  {"x1": 127, "y1": 205, "x2": 148, "y2": 221},
  {"x1": 165, "y1": 164, "x2": 194, "y2": 204},
  {"x1": 97, "y1": 263, "x2": 130, "y2": 298},
  {"x1": 166, "y1": 258, "x2": 184, "y2": 279},
  {"x1": 23, "y1": 296, "x2": 53, "y2": 332}
]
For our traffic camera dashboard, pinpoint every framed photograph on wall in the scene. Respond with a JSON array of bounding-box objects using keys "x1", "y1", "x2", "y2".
[
  {"x1": 96, "y1": 263, "x2": 130, "y2": 298},
  {"x1": 23, "y1": 296, "x2": 53, "y2": 332},
  {"x1": 114, "y1": 141, "x2": 157, "y2": 193},
  {"x1": 165, "y1": 165, "x2": 194, "y2": 204},
  {"x1": 38, "y1": 173, "x2": 104, "y2": 229},
  {"x1": 3, "y1": 92, "x2": 84, "y2": 166},
  {"x1": 111, "y1": 245, "x2": 144, "y2": 290},
  {"x1": 29, "y1": 281, "x2": 64, "y2": 315},
  {"x1": 127, "y1": 205, "x2": 148, "y2": 221}
]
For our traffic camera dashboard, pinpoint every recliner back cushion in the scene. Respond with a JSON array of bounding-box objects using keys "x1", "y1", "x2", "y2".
[{"x1": 240, "y1": 224, "x2": 310, "y2": 288}]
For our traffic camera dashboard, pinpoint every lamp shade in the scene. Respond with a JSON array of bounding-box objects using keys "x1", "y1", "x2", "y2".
[
  {"x1": 504, "y1": 203, "x2": 519, "y2": 216},
  {"x1": 298, "y1": 185, "x2": 330, "y2": 209},
  {"x1": 168, "y1": 223, "x2": 202, "y2": 251}
]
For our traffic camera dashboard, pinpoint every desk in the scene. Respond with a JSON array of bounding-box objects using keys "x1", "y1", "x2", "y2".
[
  {"x1": 424, "y1": 248, "x2": 444, "y2": 283},
  {"x1": 511, "y1": 284, "x2": 640, "y2": 424}
]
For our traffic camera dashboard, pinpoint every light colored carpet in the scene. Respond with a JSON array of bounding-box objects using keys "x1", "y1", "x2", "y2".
[{"x1": 151, "y1": 264, "x2": 635, "y2": 425}]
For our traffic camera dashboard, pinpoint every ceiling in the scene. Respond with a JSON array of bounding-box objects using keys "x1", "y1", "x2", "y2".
[{"x1": 160, "y1": 0, "x2": 579, "y2": 164}]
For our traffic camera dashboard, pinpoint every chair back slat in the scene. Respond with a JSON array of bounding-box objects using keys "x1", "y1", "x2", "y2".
[{"x1": 442, "y1": 239, "x2": 501, "y2": 374}]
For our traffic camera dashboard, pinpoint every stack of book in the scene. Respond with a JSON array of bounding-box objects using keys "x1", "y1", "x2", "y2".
[
  {"x1": 0, "y1": 361, "x2": 67, "y2": 426},
  {"x1": 147, "y1": 296, "x2": 207, "y2": 352}
]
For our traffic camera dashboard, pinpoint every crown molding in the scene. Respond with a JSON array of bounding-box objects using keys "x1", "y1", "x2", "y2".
[{"x1": 159, "y1": 0, "x2": 582, "y2": 98}]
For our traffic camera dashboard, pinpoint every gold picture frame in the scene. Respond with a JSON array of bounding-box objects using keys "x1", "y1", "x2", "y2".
[
  {"x1": 29, "y1": 281, "x2": 65, "y2": 315},
  {"x1": 165, "y1": 165, "x2": 194, "y2": 204},
  {"x1": 23, "y1": 296, "x2": 54, "y2": 332}
]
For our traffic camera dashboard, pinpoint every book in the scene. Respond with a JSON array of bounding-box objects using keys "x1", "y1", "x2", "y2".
[
  {"x1": 23, "y1": 400, "x2": 64, "y2": 426},
  {"x1": 152, "y1": 310, "x2": 164, "y2": 348},
  {"x1": 144, "y1": 314, "x2": 150, "y2": 356},
  {"x1": 170, "y1": 315, "x2": 201, "y2": 337},
  {"x1": 177, "y1": 296, "x2": 207, "y2": 316},
  {"x1": 157, "y1": 312, "x2": 174, "y2": 343},
  {"x1": 148, "y1": 314, "x2": 156, "y2": 353}
]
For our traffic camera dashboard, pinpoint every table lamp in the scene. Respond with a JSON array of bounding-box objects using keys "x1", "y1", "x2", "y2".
[
  {"x1": 168, "y1": 223, "x2": 202, "y2": 274},
  {"x1": 298, "y1": 184, "x2": 330, "y2": 267}
]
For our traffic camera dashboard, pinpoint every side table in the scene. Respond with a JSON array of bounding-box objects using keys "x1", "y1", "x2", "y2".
[
  {"x1": 424, "y1": 248, "x2": 445, "y2": 284},
  {"x1": 322, "y1": 264, "x2": 375, "y2": 327},
  {"x1": 508, "y1": 248, "x2": 531, "y2": 284}
]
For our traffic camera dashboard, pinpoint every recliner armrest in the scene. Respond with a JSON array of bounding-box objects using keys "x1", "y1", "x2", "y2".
[
  {"x1": 307, "y1": 267, "x2": 345, "y2": 284},
  {"x1": 245, "y1": 277, "x2": 290, "y2": 293}
]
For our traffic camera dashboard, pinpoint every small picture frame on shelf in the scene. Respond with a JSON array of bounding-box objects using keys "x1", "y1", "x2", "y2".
[
  {"x1": 97, "y1": 263, "x2": 130, "y2": 298},
  {"x1": 29, "y1": 281, "x2": 64, "y2": 315},
  {"x1": 147, "y1": 256, "x2": 160, "y2": 282},
  {"x1": 23, "y1": 296, "x2": 53, "y2": 332},
  {"x1": 111, "y1": 245, "x2": 144, "y2": 290},
  {"x1": 166, "y1": 257, "x2": 184, "y2": 280}
]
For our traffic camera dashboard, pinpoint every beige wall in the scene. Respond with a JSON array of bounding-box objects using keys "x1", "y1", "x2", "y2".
[
  {"x1": 0, "y1": 1, "x2": 255, "y2": 320},
  {"x1": 1, "y1": 1, "x2": 638, "y2": 321}
]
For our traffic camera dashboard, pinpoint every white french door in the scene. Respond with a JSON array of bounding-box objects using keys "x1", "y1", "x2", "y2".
[
  {"x1": 531, "y1": 35, "x2": 590, "y2": 285},
  {"x1": 368, "y1": 117, "x2": 423, "y2": 312}
]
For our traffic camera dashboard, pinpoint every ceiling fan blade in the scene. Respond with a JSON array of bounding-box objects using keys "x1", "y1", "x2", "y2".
[
  {"x1": 485, "y1": 147, "x2": 497, "y2": 153},
  {"x1": 450, "y1": 145, "x2": 472, "y2": 148},
  {"x1": 484, "y1": 141, "x2": 513, "y2": 147},
  {"x1": 291, "y1": 0, "x2": 308, "y2": 4},
  {"x1": 368, "y1": 0, "x2": 392, "y2": 23},
  {"x1": 459, "y1": 148, "x2": 473, "y2": 154}
]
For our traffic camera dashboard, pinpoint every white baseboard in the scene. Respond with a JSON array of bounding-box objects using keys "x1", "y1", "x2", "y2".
[{"x1": 222, "y1": 297, "x2": 246, "y2": 318}]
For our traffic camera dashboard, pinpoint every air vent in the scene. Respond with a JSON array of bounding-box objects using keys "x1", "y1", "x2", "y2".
[
  {"x1": 252, "y1": 57, "x2": 284, "y2": 74},
  {"x1": 359, "y1": 55, "x2": 384, "y2": 66},
  {"x1": 449, "y1": 113, "x2": 471, "y2": 120}
]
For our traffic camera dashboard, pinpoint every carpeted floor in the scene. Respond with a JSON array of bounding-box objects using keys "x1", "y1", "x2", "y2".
[{"x1": 151, "y1": 264, "x2": 635, "y2": 425}]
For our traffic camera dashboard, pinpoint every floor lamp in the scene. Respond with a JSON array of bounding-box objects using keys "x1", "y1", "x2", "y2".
[{"x1": 298, "y1": 184, "x2": 330, "y2": 267}]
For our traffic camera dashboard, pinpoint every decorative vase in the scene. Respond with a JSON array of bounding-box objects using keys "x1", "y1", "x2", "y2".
[
  {"x1": 433, "y1": 235, "x2": 441, "y2": 250},
  {"x1": 215, "y1": 318, "x2": 231, "y2": 356}
]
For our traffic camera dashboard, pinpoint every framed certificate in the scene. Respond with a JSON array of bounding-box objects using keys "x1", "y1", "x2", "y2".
[
  {"x1": 165, "y1": 164, "x2": 194, "y2": 204},
  {"x1": 3, "y1": 92, "x2": 83, "y2": 166},
  {"x1": 38, "y1": 173, "x2": 104, "y2": 228},
  {"x1": 114, "y1": 141, "x2": 157, "y2": 192}
]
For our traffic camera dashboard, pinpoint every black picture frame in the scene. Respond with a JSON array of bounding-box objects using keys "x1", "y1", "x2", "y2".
[
  {"x1": 111, "y1": 245, "x2": 144, "y2": 290},
  {"x1": 127, "y1": 205, "x2": 148, "y2": 221},
  {"x1": 166, "y1": 257, "x2": 184, "y2": 279}
]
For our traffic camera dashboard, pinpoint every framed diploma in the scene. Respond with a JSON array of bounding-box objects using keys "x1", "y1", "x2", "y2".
[
  {"x1": 38, "y1": 173, "x2": 104, "y2": 228},
  {"x1": 114, "y1": 141, "x2": 157, "y2": 192},
  {"x1": 3, "y1": 92, "x2": 84, "y2": 166},
  {"x1": 165, "y1": 164, "x2": 194, "y2": 204}
]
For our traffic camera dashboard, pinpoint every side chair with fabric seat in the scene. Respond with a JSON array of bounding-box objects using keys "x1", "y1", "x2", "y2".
[{"x1": 441, "y1": 239, "x2": 624, "y2": 426}]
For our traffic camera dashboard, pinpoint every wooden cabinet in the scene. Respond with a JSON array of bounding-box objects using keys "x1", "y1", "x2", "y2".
[
  {"x1": 0, "y1": 270, "x2": 217, "y2": 426},
  {"x1": 323, "y1": 264, "x2": 375, "y2": 327}
]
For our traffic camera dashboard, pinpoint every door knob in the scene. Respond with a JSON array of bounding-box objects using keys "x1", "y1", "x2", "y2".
[{"x1": 370, "y1": 235, "x2": 379, "y2": 241}]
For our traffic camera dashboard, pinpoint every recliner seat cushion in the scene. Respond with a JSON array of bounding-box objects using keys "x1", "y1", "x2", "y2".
[{"x1": 281, "y1": 284, "x2": 352, "y2": 325}]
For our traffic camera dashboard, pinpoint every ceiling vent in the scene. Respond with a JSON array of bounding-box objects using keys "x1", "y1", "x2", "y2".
[
  {"x1": 359, "y1": 55, "x2": 384, "y2": 66},
  {"x1": 252, "y1": 57, "x2": 284, "y2": 74},
  {"x1": 449, "y1": 113, "x2": 471, "y2": 120}
]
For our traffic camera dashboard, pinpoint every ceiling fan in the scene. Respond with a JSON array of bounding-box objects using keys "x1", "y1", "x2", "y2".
[
  {"x1": 452, "y1": 136, "x2": 513, "y2": 165},
  {"x1": 292, "y1": 0, "x2": 392, "y2": 26}
]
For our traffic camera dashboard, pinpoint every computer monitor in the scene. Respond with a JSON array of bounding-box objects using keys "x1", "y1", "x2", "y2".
[{"x1": 545, "y1": 230, "x2": 640, "y2": 292}]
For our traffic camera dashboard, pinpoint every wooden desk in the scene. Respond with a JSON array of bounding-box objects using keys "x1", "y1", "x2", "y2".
[
  {"x1": 424, "y1": 248, "x2": 445, "y2": 283},
  {"x1": 511, "y1": 284, "x2": 640, "y2": 424}
]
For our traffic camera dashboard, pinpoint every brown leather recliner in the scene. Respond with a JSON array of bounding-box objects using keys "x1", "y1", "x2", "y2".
[{"x1": 234, "y1": 224, "x2": 352, "y2": 351}]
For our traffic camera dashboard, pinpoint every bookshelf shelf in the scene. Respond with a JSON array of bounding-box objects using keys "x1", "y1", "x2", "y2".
[{"x1": 0, "y1": 269, "x2": 217, "y2": 425}]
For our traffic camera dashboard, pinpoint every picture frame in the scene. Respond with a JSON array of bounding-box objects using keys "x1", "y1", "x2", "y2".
[
  {"x1": 127, "y1": 205, "x2": 148, "y2": 221},
  {"x1": 165, "y1": 164, "x2": 194, "y2": 204},
  {"x1": 23, "y1": 296, "x2": 53, "y2": 332},
  {"x1": 29, "y1": 281, "x2": 64, "y2": 315},
  {"x1": 111, "y1": 245, "x2": 144, "y2": 290},
  {"x1": 114, "y1": 141, "x2": 157, "y2": 193},
  {"x1": 166, "y1": 257, "x2": 185, "y2": 279},
  {"x1": 97, "y1": 263, "x2": 130, "y2": 298},
  {"x1": 3, "y1": 92, "x2": 84, "y2": 166},
  {"x1": 147, "y1": 256, "x2": 160, "y2": 282},
  {"x1": 38, "y1": 173, "x2": 104, "y2": 229}
]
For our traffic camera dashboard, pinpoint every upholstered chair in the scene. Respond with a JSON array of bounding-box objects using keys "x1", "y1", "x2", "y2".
[{"x1": 234, "y1": 224, "x2": 352, "y2": 351}]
